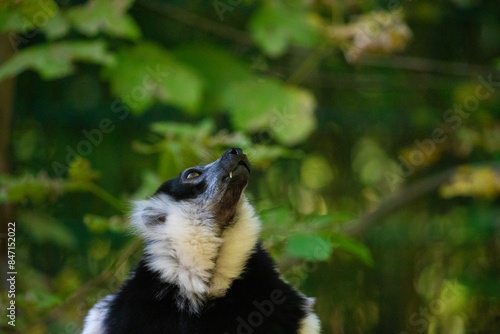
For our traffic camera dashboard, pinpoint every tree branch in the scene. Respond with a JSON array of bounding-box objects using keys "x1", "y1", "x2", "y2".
[
  {"x1": 342, "y1": 163, "x2": 500, "y2": 237},
  {"x1": 137, "y1": 0, "x2": 253, "y2": 46},
  {"x1": 357, "y1": 55, "x2": 500, "y2": 80}
]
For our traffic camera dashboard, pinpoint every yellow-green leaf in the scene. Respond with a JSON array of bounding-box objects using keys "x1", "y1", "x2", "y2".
[
  {"x1": 250, "y1": 2, "x2": 320, "y2": 57},
  {"x1": 66, "y1": 0, "x2": 140, "y2": 40},
  {"x1": 0, "y1": 40, "x2": 114, "y2": 81},
  {"x1": 102, "y1": 42, "x2": 203, "y2": 114},
  {"x1": 223, "y1": 79, "x2": 316, "y2": 145}
]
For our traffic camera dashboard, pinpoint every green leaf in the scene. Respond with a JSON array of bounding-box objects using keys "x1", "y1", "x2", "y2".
[
  {"x1": 0, "y1": 0, "x2": 59, "y2": 32},
  {"x1": 68, "y1": 157, "x2": 99, "y2": 185},
  {"x1": 84, "y1": 214, "x2": 126, "y2": 233},
  {"x1": 223, "y1": 79, "x2": 316, "y2": 145},
  {"x1": 150, "y1": 119, "x2": 215, "y2": 138},
  {"x1": 42, "y1": 13, "x2": 70, "y2": 40},
  {"x1": 286, "y1": 234, "x2": 332, "y2": 261},
  {"x1": 84, "y1": 214, "x2": 110, "y2": 233},
  {"x1": 2, "y1": 174, "x2": 60, "y2": 203},
  {"x1": 0, "y1": 40, "x2": 115, "y2": 81},
  {"x1": 25, "y1": 288, "x2": 63, "y2": 311},
  {"x1": 174, "y1": 44, "x2": 253, "y2": 110},
  {"x1": 65, "y1": 0, "x2": 140, "y2": 40},
  {"x1": 260, "y1": 207, "x2": 293, "y2": 228},
  {"x1": 301, "y1": 155, "x2": 335, "y2": 190},
  {"x1": 0, "y1": 10, "x2": 30, "y2": 32},
  {"x1": 245, "y1": 144, "x2": 302, "y2": 167},
  {"x1": 330, "y1": 233, "x2": 374, "y2": 266},
  {"x1": 249, "y1": 2, "x2": 320, "y2": 57},
  {"x1": 102, "y1": 42, "x2": 203, "y2": 114}
]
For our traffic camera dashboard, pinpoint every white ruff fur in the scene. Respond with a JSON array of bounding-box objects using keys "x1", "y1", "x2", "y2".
[
  {"x1": 131, "y1": 194, "x2": 261, "y2": 313},
  {"x1": 298, "y1": 312, "x2": 321, "y2": 334},
  {"x1": 82, "y1": 295, "x2": 114, "y2": 334}
]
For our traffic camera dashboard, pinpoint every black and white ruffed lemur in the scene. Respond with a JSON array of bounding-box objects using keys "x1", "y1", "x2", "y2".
[{"x1": 82, "y1": 148, "x2": 320, "y2": 334}]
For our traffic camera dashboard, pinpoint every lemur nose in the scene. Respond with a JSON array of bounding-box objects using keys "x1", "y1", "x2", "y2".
[{"x1": 228, "y1": 148, "x2": 243, "y2": 155}]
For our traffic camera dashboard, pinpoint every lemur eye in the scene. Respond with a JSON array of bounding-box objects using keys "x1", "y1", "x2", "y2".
[{"x1": 186, "y1": 171, "x2": 200, "y2": 179}]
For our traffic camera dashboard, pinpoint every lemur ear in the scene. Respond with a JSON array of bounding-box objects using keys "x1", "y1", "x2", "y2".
[
  {"x1": 142, "y1": 207, "x2": 168, "y2": 227},
  {"x1": 131, "y1": 199, "x2": 169, "y2": 233}
]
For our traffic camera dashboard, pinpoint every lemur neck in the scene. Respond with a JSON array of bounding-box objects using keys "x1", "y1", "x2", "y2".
[
  {"x1": 144, "y1": 198, "x2": 261, "y2": 313},
  {"x1": 209, "y1": 199, "x2": 261, "y2": 297}
]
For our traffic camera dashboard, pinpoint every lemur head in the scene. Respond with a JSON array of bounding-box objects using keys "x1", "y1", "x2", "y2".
[
  {"x1": 155, "y1": 147, "x2": 250, "y2": 228},
  {"x1": 131, "y1": 148, "x2": 260, "y2": 312},
  {"x1": 133, "y1": 148, "x2": 251, "y2": 233}
]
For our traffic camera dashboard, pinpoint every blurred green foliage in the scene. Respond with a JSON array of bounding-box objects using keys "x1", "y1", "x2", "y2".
[{"x1": 0, "y1": 0, "x2": 500, "y2": 333}]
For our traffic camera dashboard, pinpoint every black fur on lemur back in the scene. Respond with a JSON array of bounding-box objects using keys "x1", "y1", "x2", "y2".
[{"x1": 82, "y1": 148, "x2": 320, "y2": 334}]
